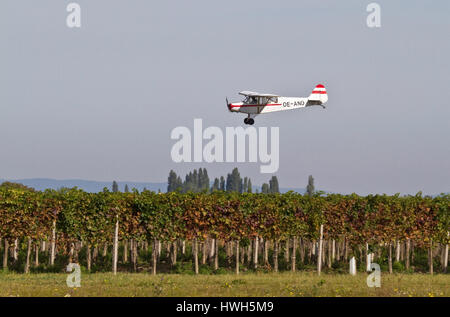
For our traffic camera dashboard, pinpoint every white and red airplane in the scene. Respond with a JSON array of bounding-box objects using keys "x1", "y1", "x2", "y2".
[{"x1": 227, "y1": 84, "x2": 328, "y2": 125}]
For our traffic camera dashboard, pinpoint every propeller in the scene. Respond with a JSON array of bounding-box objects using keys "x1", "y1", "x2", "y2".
[{"x1": 226, "y1": 97, "x2": 231, "y2": 111}]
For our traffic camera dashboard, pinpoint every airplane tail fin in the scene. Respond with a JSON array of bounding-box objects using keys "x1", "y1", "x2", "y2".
[{"x1": 308, "y1": 84, "x2": 328, "y2": 105}]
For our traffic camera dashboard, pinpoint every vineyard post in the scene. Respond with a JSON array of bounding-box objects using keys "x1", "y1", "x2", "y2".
[
  {"x1": 166, "y1": 243, "x2": 171, "y2": 261},
  {"x1": 69, "y1": 243, "x2": 74, "y2": 263},
  {"x1": 193, "y1": 238, "x2": 199, "y2": 274},
  {"x1": 13, "y1": 239, "x2": 18, "y2": 261},
  {"x1": 308, "y1": 240, "x2": 313, "y2": 261},
  {"x1": 25, "y1": 238, "x2": 32, "y2": 273},
  {"x1": 332, "y1": 239, "x2": 336, "y2": 262},
  {"x1": 112, "y1": 215, "x2": 119, "y2": 275},
  {"x1": 264, "y1": 240, "x2": 269, "y2": 265},
  {"x1": 214, "y1": 239, "x2": 219, "y2": 270},
  {"x1": 284, "y1": 239, "x2": 289, "y2": 264},
  {"x1": 327, "y1": 239, "x2": 332, "y2": 269},
  {"x1": 93, "y1": 246, "x2": 98, "y2": 264},
  {"x1": 253, "y1": 237, "x2": 259, "y2": 269},
  {"x1": 336, "y1": 240, "x2": 340, "y2": 261},
  {"x1": 317, "y1": 224, "x2": 324, "y2": 275},
  {"x1": 273, "y1": 240, "x2": 279, "y2": 272},
  {"x1": 152, "y1": 239, "x2": 157, "y2": 275},
  {"x1": 50, "y1": 220, "x2": 56, "y2": 266},
  {"x1": 395, "y1": 240, "x2": 400, "y2": 262},
  {"x1": 366, "y1": 243, "x2": 371, "y2": 272},
  {"x1": 226, "y1": 242, "x2": 231, "y2": 266},
  {"x1": 444, "y1": 243, "x2": 448, "y2": 273},
  {"x1": 444, "y1": 232, "x2": 449, "y2": 273},
  {"x1": 130, "y1": 239, "x2": 137, "y2": 272},
  {"x1": 133, "y1": 241, "x2": 138, "y2": 271},
  {"x1": 344, "y1": 238, "x2": 348, "y2": 261},
  {"x1": 86, "y1": 244, "x2": 91, "y2": 271},
  {"x1": 34, "y1": 242, "x2": 39, "y2": 267},
  {"x1": 172, "y1": 241, "x2": 177, "y2": 266},
  {"x1": 291, "y1": 237, "x2": 297, "y2": 272},
  {"x1": 388, "y1": 243, "x2": 393, "y2": 274},
  {"x1": 2, "y1": 239, "x2": 7, "y2": 270},
  {"x1": 235, "y1": 240, "x2": 240, "y2": 275},
  {"x1": 209, "y1": 239, "x2": 215, "y2": 265},
  {"x1": 202, "y1": 241, "x2": 207, "y2": 265},
  {"x1": 123, "y1": 240, "x2": 128, "y2": 263},
  {"x1": 298, "y1": 238, "x2": 304, "y2": 264},
  {"x1": 405, "y1": 239, "x2": 410, "y2": 270},
  {"x1": 429, "y1": 239, "x2": 433, "y2": 275},
  {"x1": 349, "y1": 256, "x2": 356, "y2": 275}
]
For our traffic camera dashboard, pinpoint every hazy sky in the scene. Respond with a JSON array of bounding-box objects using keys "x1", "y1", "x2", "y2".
[{"x1": 1, "y1": 0, "x2": 449, "y2": 195}]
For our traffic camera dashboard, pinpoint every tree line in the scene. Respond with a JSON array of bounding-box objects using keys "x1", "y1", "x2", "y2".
[
  {"x1": 167, "y1": 167, "x2": 280, "y2": 194},
  {"x1": 0, "y1": 182, "x2": 448, "y2": 275}
]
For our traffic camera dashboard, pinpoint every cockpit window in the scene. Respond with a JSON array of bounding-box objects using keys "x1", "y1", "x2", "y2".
[
  {"x1": 244, "y1": 96, "x2": 277, "y2": 104},
  {"x1": 244, "y1": 96, "x2": 256, "y2": 104}
]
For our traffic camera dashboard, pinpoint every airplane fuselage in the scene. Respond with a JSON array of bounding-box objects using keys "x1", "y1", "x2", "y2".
[{"x1": 228, "y1": 97, "x2": 308, "y2": 114}]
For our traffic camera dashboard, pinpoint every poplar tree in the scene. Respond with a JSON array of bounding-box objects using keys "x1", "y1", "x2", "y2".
[
  {"x1": 226, "y1": 168, "x2": 242, "y2": 192},
  {"x1": 269, "y1": 176, "x2": 280, "y2": 193},
  {"x1": 220, "y1": 176, "x2": 225, "y2": 191},
  {"x1": 212, "y1": 178, "x2": 220, "y2": 191},
  {"x1": 112, "y1": 181, "x2": 119, "y2": 193},
  {"x1": 199, "y1": 168, "x2": 210, "y2": 192},
  {"x1": 306, "y1": 175, "x2": 315, "y2": 196},
  {"x1": 243, "y1": 177, "x2": 248, "y2": 194},
  {"x1": 167, "y1": 170, "x2": 178, "y2": 192}
]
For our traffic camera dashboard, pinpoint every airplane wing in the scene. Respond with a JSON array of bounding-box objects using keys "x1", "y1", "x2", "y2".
[{"x1": 239, "y1": 91, "x2": 279, "y2": 97}]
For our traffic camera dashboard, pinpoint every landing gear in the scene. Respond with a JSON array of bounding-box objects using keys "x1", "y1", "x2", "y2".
[{"x1": 244, "y1": 118, "x2": 254, "y2": 125}]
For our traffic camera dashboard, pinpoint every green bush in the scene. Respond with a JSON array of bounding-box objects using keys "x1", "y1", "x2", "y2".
[
  {"x1": 393, "y1": 261, "x2": 405, "y2": 272},
  {"x1": 198, "y1": 264, "x2": 213, "y2": 275},
  {"x1": 173, "y1": 262, "x2": 194, "y2": 275},
  {"x1": 213, "y1": 267, "x2": 229, "y2": 275}
]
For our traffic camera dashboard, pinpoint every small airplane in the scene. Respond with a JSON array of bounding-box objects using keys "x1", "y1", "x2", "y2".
[{"x1": 227, "y1": 84, "x2": 328, "y2": 125}]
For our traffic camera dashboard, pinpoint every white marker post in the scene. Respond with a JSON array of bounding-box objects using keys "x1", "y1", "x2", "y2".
[
  {"x1": 366, "y1": 253, "x2": 373, "y2": 272},
  {"x1": 349, "y1": 257, "x2": 357, "y2": 276}
]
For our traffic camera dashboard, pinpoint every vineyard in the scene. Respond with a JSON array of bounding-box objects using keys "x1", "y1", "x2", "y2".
[{"x1": 0, "y1": 186, "x2": 448, "y2": 275}]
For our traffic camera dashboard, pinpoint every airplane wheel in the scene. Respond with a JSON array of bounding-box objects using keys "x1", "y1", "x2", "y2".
[
  {"x1": 244, "y1": 118, "x2": 249, "y2": 124},
  {"x1": 248, "y1": 118, "x2": 255, "y2": 125}
]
